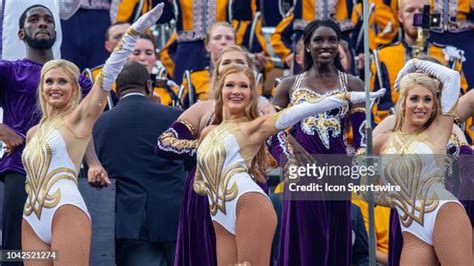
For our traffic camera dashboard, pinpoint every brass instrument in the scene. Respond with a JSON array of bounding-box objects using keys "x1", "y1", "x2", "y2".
[
  {"x1": 249, "y1": 12, "x2": 261, "y2": 52},
  {"x1": 412, "y1": 26, "x2": 428, "y2": 58},
  {"x1": 184, "y1": 70, "x2": 194, "y2": 106},
  {"x1": 154, "y1": 66, "x2": 183, "y2": 108}
]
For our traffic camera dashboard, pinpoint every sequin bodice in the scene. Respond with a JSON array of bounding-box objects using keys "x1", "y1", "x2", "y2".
[{"x1": 290, "y1": 72, "x2": 349, "y2": 150}]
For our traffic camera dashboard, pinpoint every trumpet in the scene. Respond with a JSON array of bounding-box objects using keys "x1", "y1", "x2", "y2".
[{"x1": 153, "y1": 66, "x2": 184, "y2": 108}]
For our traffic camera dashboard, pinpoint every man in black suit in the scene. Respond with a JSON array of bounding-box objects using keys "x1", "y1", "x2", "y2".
[{"x1": 93, "y1": 62, "x2": 185, "y2": 266}]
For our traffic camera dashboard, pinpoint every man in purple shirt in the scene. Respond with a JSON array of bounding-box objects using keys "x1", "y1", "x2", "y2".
[{"x1": 0, "y1": 4, "x2": 92, "y2": 258}]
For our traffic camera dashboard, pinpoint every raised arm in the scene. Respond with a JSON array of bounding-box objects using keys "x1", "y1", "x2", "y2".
[
  {"x1": 271, "y1": 75, "x2": 296, "y2": 108},
  {"x1": 69, "y1": 3, "x2": 164, "y2": 136},
  {"x1": 457, "y1": 89, "x2": 474, "y2": 123},
  {"x1": 395, "y1": 59, "x2": 460, "y2": 145},
  {"x1": 245, "y1": 89, "x2": 386, "y2": 144}
]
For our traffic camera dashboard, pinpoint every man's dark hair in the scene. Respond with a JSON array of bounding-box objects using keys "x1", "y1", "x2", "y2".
[
  {"x1": 105, "y1": 21, "x2": 130, "y2": 41},
  {"x1": 116, "y1": 62, "x2": 151, "y2": 95},
  {"x1": 19, "y1": 4, "x2": 53, "y2": 30}
]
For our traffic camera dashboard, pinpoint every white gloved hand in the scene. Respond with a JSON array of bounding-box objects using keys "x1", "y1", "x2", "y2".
[
  {"x1": 275, "y1": 95, "x2": 347, "y2": 130},
  {"x1": 412, "y1": 59, "x2": 460, "y2": 115},
  {"x1": 274, "y1": 89, "x2": 386, "y2": 130},
  {"x1": 394, "y1": 59, "x2": 417, "y2": 91},
  {"x1": 132, "y1": 3, "x2": 164, "y2": 34},
  {"x1": 349, "y1": 88, "x2": 386, "y2": 104}
]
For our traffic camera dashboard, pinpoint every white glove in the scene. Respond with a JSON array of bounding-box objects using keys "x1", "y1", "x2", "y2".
[
  {"x1": 57, "y1": 0, "x2": 81, "y2": 20},
  {"x1": 131, "y1": 3, "x2": 164, "y2": 34},
  {"x1": 98, "y1": 3, "x2": 164, "y2": 91},
  {"x1": 349, "y1": 88, "x2": 386, "y2": 104},
  {"x1": 412, "y1": 59, "x2": 460, "y2": 115},
  {"x1": 274, "y1": 90, "x2": 384, "y2": 130},
  {"x1": 395, "y1": 59, "x2": 460, "y2": 115},
  {"x1": 394, "y1": 60, "x2": 417, "y2": 91}
]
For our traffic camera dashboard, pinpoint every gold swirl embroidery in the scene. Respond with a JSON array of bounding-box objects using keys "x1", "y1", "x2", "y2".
[
  {"x1": 291, "y1": 88, "x2": 348, "y2": 149},
  {"x1": 158, "y1": 128, "x2": 198, "y2": 155},
  {"x1": 197, "y1": 123, "x2": 246, "y2": 216},
  {"x1": 381, "y1": 132, "x2": 448, "y2": 227},
  {"x1": 22, "y1": 138, "x2": 77, "y2": 219},
  {"x1": 383, "y1": 154, "x2": 440, "y2": 227}
]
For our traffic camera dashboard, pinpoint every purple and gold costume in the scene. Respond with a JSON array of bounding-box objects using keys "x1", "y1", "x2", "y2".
[
  {"x1": 278, "y1": 71, "x2": 366, "y2": 266},
  {"x1": 156, "y1": 119, "x2": 216, "y2": 266}
]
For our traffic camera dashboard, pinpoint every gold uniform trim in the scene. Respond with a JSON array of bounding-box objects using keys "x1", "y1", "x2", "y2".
[
  {"x1": 127, "y1": 27, "x2": 141, "y2": 37},
  {"x1": 157, "y1": 129, "x2": 198, "y2": 155},
  {"x1": 290, "y1": 88, "x2": 349, "y2": 149},
  {"x1": 177, "y1": 119, "x2": 198, "y2": 138},
  {"x1": 23, "y1": 137, "x2": 77, "y2": 219},
  {"x1": 197, "y1": 122, "x2": 247, "y2": 216},
  {"x1": 350, "y1": 107, "x2": 366, "y2": 114},
  {"x1": 381, "y1": 132, "x2": 446, "y2": 227},
  {"x1": 383, "y1": 154, "x2": 440, "y2": 227}
]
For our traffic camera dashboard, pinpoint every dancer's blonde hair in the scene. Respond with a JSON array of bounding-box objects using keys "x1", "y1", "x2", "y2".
[{"x1": 393, "y1": 72, "x2": 440, "y2": 133}]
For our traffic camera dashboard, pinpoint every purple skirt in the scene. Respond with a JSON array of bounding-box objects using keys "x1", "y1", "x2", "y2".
[
  {"x1": 174, "y1": 168, "x2": 217, "y2": 266},
  {"x1": 174, "y1": 168, "x2": 270, "y2": 266}
]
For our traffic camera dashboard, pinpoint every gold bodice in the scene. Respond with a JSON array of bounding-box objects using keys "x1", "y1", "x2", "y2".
[
  {"x1": 22, "y1": 126, "x2": 77, "y2": 218},
  {"x1": 196, "y1": 120, "x2": 260, "y2": 216},
  {"x1": 22, "y1": 121, "x2": 89, "y2": 219},
  {"x1": 380, "y1": 131, "x2": 455, "y2": 227}
]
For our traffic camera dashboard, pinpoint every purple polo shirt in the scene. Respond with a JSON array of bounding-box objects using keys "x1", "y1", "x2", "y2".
[{"x1": 0, "y1": 58, "x2": 92, "y2": 176}]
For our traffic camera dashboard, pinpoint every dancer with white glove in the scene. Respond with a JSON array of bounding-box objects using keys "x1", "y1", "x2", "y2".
[
  {"x1": 20, "y1": 4, "x2": 164, "y2": 265},
  {"x1": 193, "y1": 64, "x2": 384, "y2": 265},
  {"x1": 366, "y1": 59, "x2": 472, "y2": 265}
]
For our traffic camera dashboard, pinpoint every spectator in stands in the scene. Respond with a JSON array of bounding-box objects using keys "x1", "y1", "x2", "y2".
[
  {"x1": 128, "y1": 33, "x2": 180, "y2": 106},
  {"x1": 88, "y1": 21, "x2": 131, "y2": 81},
  {"x1": 159, "y1": 0, "x2": 271, "y2": 83}
]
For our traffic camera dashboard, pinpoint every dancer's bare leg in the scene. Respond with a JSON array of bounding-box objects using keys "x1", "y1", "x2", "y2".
[
  {"x1": 214, "y1": 222, "x2": 238, "y2": 265},
  {"x1": 51, "y1": 205, "x2": 91, "y2": 266},
  {"x1": 235, "y1": 193, "x2": 277, "y2": 265},
  {"x1": 433, "y1": 203, "x2": 472, "y2": 265},
  {"x1": 22, "y1": 220, "x2": 53, "y2": 266}
]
